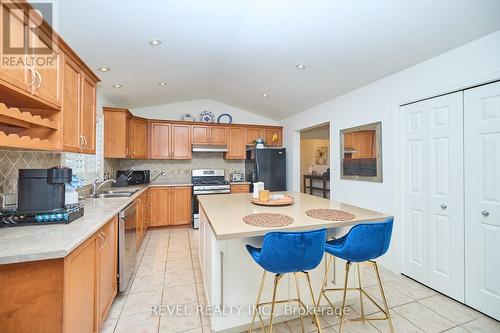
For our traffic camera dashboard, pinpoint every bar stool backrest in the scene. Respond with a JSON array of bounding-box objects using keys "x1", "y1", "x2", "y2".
[{"x1": 258, "y1": 229, "x2": 327, "y2": 274}]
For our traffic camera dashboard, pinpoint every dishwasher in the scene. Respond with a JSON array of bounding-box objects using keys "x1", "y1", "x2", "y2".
[{"x1": 118, "y1": 201, "x2": 137, "y2": 292}]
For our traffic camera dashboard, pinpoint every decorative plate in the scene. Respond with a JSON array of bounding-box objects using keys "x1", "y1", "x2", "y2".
[
  {"x1": 199, "y1": 111, "x2": 215, "y2": 123},
  {"x1": 217, "y1": 113, "x2": 233, "y2": 124},
  {"x1": 181, "y1": 113, "x2": 196, "y2": 122}
]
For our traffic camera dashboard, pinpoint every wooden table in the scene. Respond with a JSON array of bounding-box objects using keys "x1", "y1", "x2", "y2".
[{"x1": 303, "y1": 174, "x2": 330, "y2": 198}]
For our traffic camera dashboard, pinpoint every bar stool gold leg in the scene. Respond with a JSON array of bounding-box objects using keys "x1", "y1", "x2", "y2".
[
  {"x1": 293, "y1": 272, "x2": 306, "y2": 333},
  {"x1": 268, "y1": 274, "x2": 280, "y2": 333},
  {"x1": 356, "y1": 263, "x2": 365, "y2": 322},
  {"x1": 249, "y1": 271, "x2": 267, "y2": 333},
  {"x1": 304, "y1": 272, "x2": 323, "y2": 333},
  {"x1": 338, "y1": 262, "x2": 351, "y2": 333},
  {"x1": 372, "y1": 261, "x2": 395, "y2": 333},
  {"x1": 317, "y1": 255, "x2": 333, "y2": 308}
]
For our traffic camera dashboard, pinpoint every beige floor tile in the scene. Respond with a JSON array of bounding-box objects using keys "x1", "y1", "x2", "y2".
[
  {"x1": 114, "y1": 312, "x2": 160, "y2": 333},
  {"x1": 441, "y1": 327, "x2": 469, "y2": 333},
  {"x1": 285, "y1": 315, "x2": 328, "y2": 332},
  {"x1": 163, "y1": 285, "x2": 199, "y2": 304},
  {"x1": 247, "y1": 322, "x2": 291, "y2": 333},
  {"x1": 130, "y1": 273, "x2": 165, "y2": 293},
  {"x1": 108, "y1": 294, "x2": 127, "y2": 319},
  {"x1": 393, "y1": 302, "x2": 455, "y2": 333},
  {"x1": 100, "y1": 316, "x2": 118, "y2": 333},
  {"x1": 387, "y1": 277, "x2": 436, "y2": 301},
  {"x1": 178, "y1": 327, "x2": 204, "y2": 333},
  {"x1": 141, "y1": 253, "x2": 169, "y2": 265},
  {"x1": 370, "y1": 309, "x2": 424, "y2": 333},
  {"x1": 418, "y1": 294, "x2": 482, "y2": 325},
  {"x1": 121, "y1": 289, "x2": 163, "y2": 316},
  {"x1": 159, "y1": 312, "x2": 202, "y2": 332},
  {"x1": 330, "y1": 321, "x2": 380, "y2": 333},
  {"x1": 461, "y1": 316, "x2": 500, "y2": 333},
  {"x1": 363, "y1": 283, "x2": 413, "y2": 308},
  {"x1": 165, "y1": 272, "x2": 196, "y2": 288},
  {"x1": 348, "y1": 292, "x2": 384, "y2": 316},
  {"x1": 136, "y1": 262, "x2": 167, "y2": 278},
  {"x1": 360, "y1": 264, "x2": 403, "y2": 288},
  {"x1": 202, "y1": 325, "x2": 212, "y2": 333},
  {"x1": 319, "y1": 305, "x2": 360, "y2": 327}
]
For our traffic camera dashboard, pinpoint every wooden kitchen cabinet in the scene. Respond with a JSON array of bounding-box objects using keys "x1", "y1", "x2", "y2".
[
  {"x1": 129, "y1": 118, "x2": 147, "y2": 159},
  {"x1": 104, "y1": 108, "x2": 130, "y2": 158},
  {"x1": 62, "y1": 54, "x2": 98, "y2": 154},
  {"x1": 192, "y1": 125, "x2": 226, "y2": 145},
  {"x1": 246, "y1": 128, "x2": 264, "y2": 144},
  {"x1": 97, "y1": 216, "x2": 118, "y2": 324},
  {"x1": 230, "y1": 183, "x2": 250, "y2": 193},
  {"x1": 150, "y1": 186, "x2": 192, "y2": 226},
  {"x1": 264, "y1": 127, "x2": 282, "y2": 146},
  {"x1": 63, "y1": 232, "x2": 98, "y2": 333},
  {"x1": 351, "y1": 131, "x2": 375, "y2": 158},
  {"x1": 225, "y1": 127, "x2": 247, "y2": 159},
  {"x1": 149, "y1": 122, "x2": 191, "y2": 159}
]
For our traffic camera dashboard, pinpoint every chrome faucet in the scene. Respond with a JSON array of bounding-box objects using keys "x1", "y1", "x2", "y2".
[{"x1": 92, "y1": 179, "x2": 116, "y2": 197}]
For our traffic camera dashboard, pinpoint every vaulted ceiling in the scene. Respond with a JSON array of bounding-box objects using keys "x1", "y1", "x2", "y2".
[{"x1": 52, "y1": 0, "x2": 500, "y2": 119}]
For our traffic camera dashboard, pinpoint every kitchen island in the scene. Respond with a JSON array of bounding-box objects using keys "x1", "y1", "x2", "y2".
[{"x1": 197, "y1": 192, "x2": 390, "y2": 333}]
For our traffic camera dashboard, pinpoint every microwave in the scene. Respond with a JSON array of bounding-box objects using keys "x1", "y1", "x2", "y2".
[{"x1": 116, "y1": 170, "x2": 150, "y2": 185}]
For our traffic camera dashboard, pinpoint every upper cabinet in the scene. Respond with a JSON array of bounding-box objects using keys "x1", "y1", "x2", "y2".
[
  {"x1": 246, "y1": 128, "x2": 264, "y2": 144},
  {"x1": 129, "y1": 118, "x2": 147, "y2": 159},
  {"x1": 104, "y1": 108, "x2": 130, "y2": 158},
  {"x1": 192, "y1": 125, "x2": 226, "y2": 145},
  {"x1": 264, "y1": 127, "x2": 282, "y2": 146},
  {"x1": 149, "y1": 122, "x2": 191, "y2": 159},
  {"x1": 0, "y1": 1, "x2": 99, "y2": 153},
  {"x1": 62, "y1": 55, "x2": 98, "y2": 154},
  {"x1": 225, "y1": 127, "x2": 247, "y2": 160}
]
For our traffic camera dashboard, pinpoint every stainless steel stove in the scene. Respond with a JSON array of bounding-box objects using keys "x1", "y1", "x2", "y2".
[{"x1": 192, "y1": 169, "x2": 230, "y2": 228}]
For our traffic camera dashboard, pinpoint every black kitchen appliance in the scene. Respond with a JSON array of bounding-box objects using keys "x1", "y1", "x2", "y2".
[
  {"x1": 116, "y1": 170, "x2": 150, "y2": 185},
  {"x1": 18, "y1": 167, "x2": 72, "y2": 211},
  {"x1": 1, "y1": 203, "x2": 84, "y2": 228},
  {"x1": 245, "y1": 147, "x2": 286, "y2": 191}
]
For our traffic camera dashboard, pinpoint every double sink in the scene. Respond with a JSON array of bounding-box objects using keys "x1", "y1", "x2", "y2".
[{"x1": 94, "y1": 189, "x2": 139, "y2": 199}]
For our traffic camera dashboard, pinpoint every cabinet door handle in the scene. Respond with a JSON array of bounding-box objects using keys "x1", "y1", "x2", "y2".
[
  {"x1": 98, "y1": 233, "x2": 104, "y2": 251},
  {"x1": 482, "y1": 210, "x2": 490, "y2": 217},
  {"x1": 79, "y1": 135, "x2": 85, "y2": 149},
  {"x1": 125, "y1": 147, "x2": 129, "y2": 156},
  {"x1": 27, "y1": 66, "x2": 37, "y2": 87},
  {"x1": 35, "y1": 70, "x2": 42, "y2": 89},
  {"x1": 81, "y1": 135, "x2": 87, "y2": 149},
  {"x1": 440, "y1": 204, "x2": 447, "y2": 210}
]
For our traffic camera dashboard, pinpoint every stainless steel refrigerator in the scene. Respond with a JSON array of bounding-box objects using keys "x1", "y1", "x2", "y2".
[{"x1": 245, "y1": 147, "x2": 286, "y2": 191}]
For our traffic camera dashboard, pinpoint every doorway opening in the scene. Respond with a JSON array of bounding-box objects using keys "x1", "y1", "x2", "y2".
[{"x1": 300, "y1": 122, "x2": 330, "y2": 198}]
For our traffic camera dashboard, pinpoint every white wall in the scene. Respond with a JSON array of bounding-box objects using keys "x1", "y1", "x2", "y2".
[
  {"x1": 130, "y1": 99, "x2": 278, "y2": 125},
  {"x1": 282, "y1": 30, "x2": 500, "y2": 271}
]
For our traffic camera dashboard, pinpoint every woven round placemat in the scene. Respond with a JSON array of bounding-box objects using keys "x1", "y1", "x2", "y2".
[
  {"x1": 306, "y1": 209, "x2": 355, "y2": 221},
  {"x1": 242, "y1": 213, "x2": 294, "y2": 227}
]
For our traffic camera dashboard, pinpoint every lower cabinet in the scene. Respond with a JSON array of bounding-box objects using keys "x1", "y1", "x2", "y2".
[
  {"x1": 150, "y1": 186, "x2": 192, "y2": 226},
  {"x1": 0, "y1": 216, "x2": 119, "y2": 333},
  {"x1": 230, "y1": 183, "x2": 250, "y2": 193},
  {"x1": 64, "y1": 215, "x2": 118, "y2": 333},
  {"x1": 135, "y1": 190, "x2": 150, "y2": 245}
]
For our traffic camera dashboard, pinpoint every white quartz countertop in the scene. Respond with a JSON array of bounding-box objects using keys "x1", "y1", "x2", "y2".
[
  {"x1": 0, "y1": 182, "x2": 191, "y2": 265},
  {"x1": 198, "y1": 192, "x2": 391, "y2": 240}
]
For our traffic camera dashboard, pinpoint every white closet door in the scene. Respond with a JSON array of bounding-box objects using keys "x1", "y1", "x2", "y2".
[
  {"x1": 402, "y1": 100, "x2": 429, "y2": 283},
  {"x1": 427, "y1": 92, "x2": 464, "y2": 301},
  {"x1": 464, "y1": 81, "x2": 500, "y2": 320}
]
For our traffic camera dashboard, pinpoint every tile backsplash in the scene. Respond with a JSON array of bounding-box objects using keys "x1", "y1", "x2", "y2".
[
  {"x1": 0, "y1": 150, "x2": 61, "y2": 193},
  {"x1": 106, "y1": 152, "x2": 245, "y2": 182}
]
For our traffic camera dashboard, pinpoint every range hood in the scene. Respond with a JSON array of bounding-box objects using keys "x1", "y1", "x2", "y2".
[
  {"x1": 192, "y1": 144, "x2": 228, "y2": 153},
  {"x1": 344, "y1": 146, "x2": 357, "y2": 153}
]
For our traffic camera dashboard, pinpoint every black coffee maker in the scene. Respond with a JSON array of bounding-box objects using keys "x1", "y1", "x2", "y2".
[{"x1": 18, "y1": 167, "x2": 72, "y2": 211}]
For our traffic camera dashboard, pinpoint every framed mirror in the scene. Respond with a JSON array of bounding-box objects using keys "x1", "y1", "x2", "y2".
[{"x1": 340, "y1": 122, "x2": 382, "y2": 182}]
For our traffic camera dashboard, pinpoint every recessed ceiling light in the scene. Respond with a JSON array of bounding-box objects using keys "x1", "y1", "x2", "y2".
[
  {"x1": 261, "y1": 93, "x2": 269, "y2": 98},
  {"x1": 98, "y1": 66, "x2": 110, "y2": 72},
  {"x1": 296, "y1": 63, "x2": 306, "y2": 70},
  {"x1": 112, "y1": 84, "x2": 122, "y2": 88},
  {"x1": 149, "y1": 39, "x2": 162, "y2": 46},
  {"x1": 158, "y1": 82, "x2": 167, "y2": 86}
]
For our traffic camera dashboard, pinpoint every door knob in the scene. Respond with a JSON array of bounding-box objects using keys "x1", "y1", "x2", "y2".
[
  {"x1": 481, "y1": 210, "x2": 490, "y2": 217},
  {"x1": 440, "y1": 204, "x2": 447, "y2": 210}
]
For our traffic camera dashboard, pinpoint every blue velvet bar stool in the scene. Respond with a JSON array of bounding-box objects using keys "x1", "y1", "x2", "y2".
[
  {"x1": 246, "y1": 229, "x2": 327, "y2": 333},
  {"x1": 317, "y1": 217, "x2": 394, "y2": 333}
]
